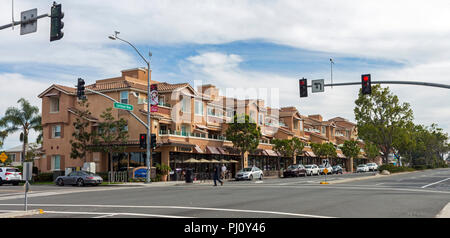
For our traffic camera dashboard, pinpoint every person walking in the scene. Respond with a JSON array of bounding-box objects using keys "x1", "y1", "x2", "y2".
[{"x1": 213, "y1": 165, "x2": 223, "y2": 186}]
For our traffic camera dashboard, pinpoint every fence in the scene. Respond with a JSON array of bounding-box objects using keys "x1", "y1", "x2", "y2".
[{"x1": 108, "y1": 171, "x2": 128, "y2": 183}]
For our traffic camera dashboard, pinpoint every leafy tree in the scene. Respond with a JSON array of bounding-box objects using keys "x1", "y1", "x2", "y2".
[
  {"x1": 311, "y1": 142, "x2": 337, "y2": 162},
  {"x1": 0, "y1": 130, "x2": 7, "y2": 149},
  {"x1": 0, "y1": 98, "x2": 41, "y2": 163},
  {"x1": 341, "y1": 140, "x2": 361, "y2": 161},
  {"x1": 364, "y1": 141, "x2": 381, "y2": 162},
  {"x1": 70, "y1": 99, "x2": 94, "y2": 163},
  {"x1": 91, "y1": 108, "x2": 129, "y2": 180},
  {"x1": 354, "y1": 85, "x2": 413, "y2": 164},
  {"x1": 273, "y1": 137, "x2": 305, "y2": 176},
  {"x1": 225, "y1": 114, "x2": 261, "y2": 169}
]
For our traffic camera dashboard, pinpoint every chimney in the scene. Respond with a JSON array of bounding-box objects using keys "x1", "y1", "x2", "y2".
[
  {"x1": 198, "y1": 84, "x2": 219, "y2": 100},
  {"x1": 121, "y1": 68, "x2": 152, "y2": 82},
  {"x1": 308, "y1": 114, "x2": 323, "y2": 122}
]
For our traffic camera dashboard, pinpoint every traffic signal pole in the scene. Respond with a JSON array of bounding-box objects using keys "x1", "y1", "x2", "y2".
[
  {"x1": 308, "y1": 81, "x2": 450, "y2": 90},
  {"x1": 0, "y1": 13, "x2": 48, "y2": 31}
]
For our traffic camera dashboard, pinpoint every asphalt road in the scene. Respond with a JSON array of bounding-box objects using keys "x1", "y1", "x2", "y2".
[{"x1": 0, "y1": 168, "x2": 449, "y2": 218}]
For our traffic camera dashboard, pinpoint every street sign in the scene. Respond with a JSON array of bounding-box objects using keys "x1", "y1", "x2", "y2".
[
  {"x1": 23, "y1": 162, "x2": 33, "y2": 181},
  {"x1": 312, "y1": 79, "x2": 325, "y2": 93},
  {"x1": 20, "y1": 9, "x2": 38, "y2": 35},
  {"x1": 0, "y1": 152, "x2": 7, "y2": 163},
  {"x1": 322, "y1": 159, "x2": 329, "y2": 166},
  {"x1": 113, "y1": 102, "x2": 133, "y2": 111},
  {"x1": 323, "y1": 168, "x2": 329, "y2": 174}
]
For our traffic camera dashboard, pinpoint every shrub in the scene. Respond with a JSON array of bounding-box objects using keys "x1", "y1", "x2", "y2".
[
  {"x1": 379, "y1": 164, "x2": 415, "y2": 173},
  {"x1": 34, "y1": 173, "x2": 54, "y2": 182}
]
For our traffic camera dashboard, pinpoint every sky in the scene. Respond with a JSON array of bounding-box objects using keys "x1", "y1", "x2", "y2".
[{"x1": 1, "y1": 0, "x2": 450, "y2": 150}]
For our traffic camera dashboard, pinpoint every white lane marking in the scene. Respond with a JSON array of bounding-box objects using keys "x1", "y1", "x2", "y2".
[
  {"x1": 0, "y1": 204, "x2": 335, "y2": 218},
  {"x1": 436, "y1": 202, "x2": 450, "y2": 218},
  {"x1": 0, "y1": 186, "x2": 145, "y2": 201},
  {"x1": 254, "y1": 181, "x2": 263, "y2": 184},
  {"x1": 44, "y1": 211, "x2": 192, "y2": 218},
  {"x1": 421, "y1": 178, "x2": 450, "y2": 188}
]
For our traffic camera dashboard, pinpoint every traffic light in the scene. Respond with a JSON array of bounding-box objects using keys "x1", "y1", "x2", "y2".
[
  {"x1": 76, "y1": 78, "x2": 85, "y2": 100},
  {"x1": 50, "y1": 2, "x2": 64, "y2": 41},
  {"x1": 139, "y1": 134, "x2": 147, "y2": 149},
  {"x1": 151, "y1": 134, "x2": 156, "y2": 149},
  {"x1": 361, "y1": 74, "x2": 372, "y2": 95},
  {"x1": 299, "y1": 78, "x2": 308, "y2": 97}
]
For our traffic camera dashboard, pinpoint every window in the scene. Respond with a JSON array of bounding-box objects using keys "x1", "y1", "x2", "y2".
[
  {"x1": 52, "y1": 155, "x2": 61, "y2": 171},
  {"x1": 50, "y1": 97, "x2": 59, "y2": 113},
  {"x1": 9, "y1": 154, "x2": 16, "y2": 162},
  {"x1": 259, "y1": 113, "x2": 264, "y2": 125},
  {"x1": 158, "y1": 95, "x2": 165, "y2": 106},
  {"x1": 293, "y1": 120, "x2": 298, "y2": 129},
  {"x1": 120, "y1": 91, "x2": 129, "y2": 104},
  {"x1": 322, "y1": 126, "x2": 326, "y2": 134},
  {"x1": 52, "y1": 125, "x2": 61, "y2": 138},
  {"x1": 250, "y1": 111, "x2": 256, "y2": 122},
  {"x1": 195, "y1": 100, "x2": 204, "y2": 115},
  {"x1": 226, "y1": 109, "x2": 234, "y2": 118},
  {"x1": 300, "y1": 121, "x2": 303, "y2": 130},
  {"x1": 181, "y1": 97, "x2": 190, "y2": 112},
  {"x1": 137, "y1": 93, "x2": 147, "y2": 104}
]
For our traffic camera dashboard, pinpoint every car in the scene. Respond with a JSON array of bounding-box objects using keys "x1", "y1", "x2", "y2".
[
  {"x1": 236, "y1": 167, "x2": 263, "y2": 181},
  {"x1": 55, "y1": 171, "x2": 103, "y2": 186},
  {"x1": 356, "y1": 164, "x2": 370, "y2": 173},
  {"x1": 304, "y1": 164, "x2": 320, "y2": 176},
  {"x1": 366, "y1": 163, "x2": 379, "y2": 171},
  {"x1": 319, "y1": 164, "x2": 333, "y2": 175},
  {"x1": 283, "y1": 164, "x2": 307, "y2": 177},
  {"x1": 0, "y1": 167, "x2": 22, "y2": 186},
  {"x1": 332, "y1": 165, "x2": 344, "y2": 174}
]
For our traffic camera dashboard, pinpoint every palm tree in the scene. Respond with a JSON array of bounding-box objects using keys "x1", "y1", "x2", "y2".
[{"x1": 0, "y1": 98, "x2": 41, "y2": 163}]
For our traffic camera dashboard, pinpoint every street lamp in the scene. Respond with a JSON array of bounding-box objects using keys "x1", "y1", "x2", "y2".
[{"x1": 109, "y1": 31, "x2": 153, "y2": 183}]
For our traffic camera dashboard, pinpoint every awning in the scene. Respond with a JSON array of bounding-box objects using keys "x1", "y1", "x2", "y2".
[
  {"x1": 206, "y1": 146, "x2": 221, "y2": 154},
  {"x1": 217, "y1": 147, "x2": 227, "y2": 155},
  {"x1": 219, "y1": 159, "x2": 230, "y2": 163},
  {"x1": 337, "y1": 153, "x2": 346, "y2": 158},
  {"x1": 305, "y1": 151, "x2": 317, "y2": 157},
  {"x1": 210, "y1": 159, "x2": 221, "y2": 163},
  {"x1": 198, "y1": 159, "x2": 210, "y2": 163},
  {"x1": 193, "y1": 145, "x2": 204, "y2": 153},
  {"x1": 229, "y1": 160, "x2": 239, "y2": 163},
  {"x1": 264, "y1": 149, "x2": 278, "y2": 157},
  {"x1": 196, "y1": 125, "x2": 208, "y2": 130}
]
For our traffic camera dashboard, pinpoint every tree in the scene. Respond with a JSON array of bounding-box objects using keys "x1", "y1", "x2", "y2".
[
  {"x1": 0, "y1": 98, "x2": 41, "y2": 163},
  {"x1": 273, "y1": 137, "x2": 305, "y2": 176},
  {"x1": 225, "y1": 114, "x2": 261, "y2": 170},
  {"x1": 354, "y1": 85, "x2": 414, "y2": 164},
  {"x1": 364, "y1": 141, "x2": 381, "y2": 162},
  {"x1": 311, "y1": 142, "x2": 337, "y2": 163},
  {"x1": 91, "y1": 108, "x2": 129, "y2": 181},
  {"x1": 341, "y1": 140, "x2": 360, "y2": 161},
  {"x1": 0, "y1": 130, "x2": 7, "y2": 149},
  {"x1": 70, "y1": 99, "x2": 94, "y2": 163}
]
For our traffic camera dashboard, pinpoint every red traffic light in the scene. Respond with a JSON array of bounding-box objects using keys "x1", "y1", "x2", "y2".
[{"x1": 363, "y1": 75, "x2": 369, "y2": 82}]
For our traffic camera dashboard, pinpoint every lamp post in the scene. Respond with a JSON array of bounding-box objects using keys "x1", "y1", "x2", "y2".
[
  {"x1": 109, "y1": 31, "x2": 152, "y2": 183},
  {"x1": 330, "y1": 58, "x2": 334, "y2": 89}
]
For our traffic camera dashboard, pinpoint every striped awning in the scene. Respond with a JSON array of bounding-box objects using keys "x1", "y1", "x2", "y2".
[
  {"x1": 193, "y1": 145, "x2": 204, "y2": 153},
  {"x1": 337, "y1": 153, "x2": 346, "y2": 158},
  {"x1": 206, "y1": 146, "x2": 220, "y2": 154},
  {"x1": 263, "y1": 149, "x2": 278, "y2": 157},
  {"x1": 305, "y1": 151, "x2": 317, "y2": 157},
  {"x1": 217, "y1": 147, "x2": 227, "y2": 155}
]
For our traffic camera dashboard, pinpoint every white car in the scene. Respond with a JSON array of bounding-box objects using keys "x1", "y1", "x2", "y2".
[
  {"x1": 236, "y1": 167, "x2": 263, "y2": 181},
  {"x1": 305, "y1": 164, "x2": 320, "y2": 176},
  {"x1": 356, "y1": 164, "x2": 370, "y2": 173},
  {"x1": 319, "y1": 164, "x2": 333, "y2": 175},
  {"x1": 366, "y1": 163, "x2": 378, "y2": 171},
  {"x1": 0, "y1": 167, "x2": 22, "y2": 186}
]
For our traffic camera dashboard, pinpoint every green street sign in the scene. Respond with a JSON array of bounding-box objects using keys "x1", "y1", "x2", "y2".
[{"x1": 114, "y1": 102, "x2": 133, "y2": 111}]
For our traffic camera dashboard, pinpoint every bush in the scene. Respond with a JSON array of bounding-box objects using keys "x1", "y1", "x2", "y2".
[
  {"x1": 96, "y1": 172, "x2": 109, "y2": 181},
  {"x1": 34, "y1": 173, "x2": 54, "y2": 182},
  {"x1": 413, "y1": 165, "x2": 427, "y2": 170},
  {"x1": 378, "y1": 164, "x2": 415, "y2": 173}
]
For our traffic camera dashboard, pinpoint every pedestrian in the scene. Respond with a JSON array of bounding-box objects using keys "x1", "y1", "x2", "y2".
[
  {"x1": 221, "y1": 164, "x2": 227, "y2": 179},
  {"x1": 213, "y1": 165, "x2": 223, "y2": 186}
]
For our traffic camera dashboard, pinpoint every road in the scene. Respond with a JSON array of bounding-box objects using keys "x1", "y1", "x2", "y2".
[{"x1": 0, "y1": 168, "x2": 449, "y2": 218}]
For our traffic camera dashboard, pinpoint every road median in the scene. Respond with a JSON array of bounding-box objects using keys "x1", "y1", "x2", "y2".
[{"x1": 0, "y1": 209, "x2": 44, "y2": 218}]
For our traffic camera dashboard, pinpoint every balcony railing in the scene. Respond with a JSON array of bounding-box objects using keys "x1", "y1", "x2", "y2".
[{"x1": 159, "y1": 130, "x2": 226, "y2": 140}]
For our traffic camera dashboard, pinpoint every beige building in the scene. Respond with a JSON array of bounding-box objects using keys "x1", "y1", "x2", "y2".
[{"x1": 37, "y1": 68, "x2": 366, "y2": 179}]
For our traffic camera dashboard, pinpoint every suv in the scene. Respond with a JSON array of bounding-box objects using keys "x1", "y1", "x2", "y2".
[
  {"x1": 366, "y1": 163, "x2": 378, "y2": 171},
  {"x1": 283, "y1": 164, "x2": 307, "y2": 177},
  {"x1": 0, "y1": 167, "x2": 22, "y2": 186},
  {"x1": 305, "y1": 164, "x2": 320, "y2": 176}
]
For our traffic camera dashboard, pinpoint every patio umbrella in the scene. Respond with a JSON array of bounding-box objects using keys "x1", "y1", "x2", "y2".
[
  {"x1": 210, "y1": 159, "x2": 221, "y2": 163},
  {"x1": 219, "y1": 159, "x2": 230, "y2": 163},
  {"x1": 229, "y1": 159, "x2": 239, "y2": 163},
  {"x1": 184, "y1": 158, "x2": 200, "y2": 163},
  {"x1": 198, "y1": 159, "x2": 210, "y2": 163}
]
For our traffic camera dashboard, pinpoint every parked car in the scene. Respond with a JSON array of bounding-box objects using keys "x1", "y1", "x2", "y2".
[
  {"x1": 0, "y1": 167, "x2": 22, "y2": 186},
  {"x1": 305, "y1": 164, "x2": 320, "y2": 176},
  {"x1": 55, "y1": 171, "x2": 103, "y2": 186},
  {"x1": 356, "y1": 164, "x2": 370, "y2": 173},
  {"x1": 236, "y1": 167, "x2": 263, "y2": 181},
  {"x1": 319, "y1": 164, "x2": 333, "y2": 175},
  {"x1": 332, "y1": 165, "x2": 344, "y2": 174},
  {"x1": 366, "y1": 163, "x2": 379, "y2": 171},
  {"x1": 283, "y1": 164, "x2": 307, "y2": 177}
]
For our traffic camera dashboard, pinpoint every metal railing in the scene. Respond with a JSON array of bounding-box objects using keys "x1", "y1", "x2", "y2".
[{"x1": 108, "y1": 171, "x2": 128, "y2": 183}]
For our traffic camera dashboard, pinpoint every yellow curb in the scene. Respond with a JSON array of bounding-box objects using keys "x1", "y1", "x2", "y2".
[{"x1": 320, "y1": 182, "x2": 329, "y2": 184}]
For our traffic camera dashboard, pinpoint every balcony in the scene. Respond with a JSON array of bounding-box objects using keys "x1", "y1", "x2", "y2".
[{"x1": 159, "y1": 130, "x2": 227, "y2": 141}]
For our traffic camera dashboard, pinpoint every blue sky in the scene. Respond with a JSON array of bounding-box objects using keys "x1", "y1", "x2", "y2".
[{"x1": 1, "y1": 0, "x2": 450, "y2": 150}]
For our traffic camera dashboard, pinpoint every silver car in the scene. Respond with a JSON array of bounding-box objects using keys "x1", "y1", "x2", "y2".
[
  {"x1": 236, "y1": 167, "x2": 263, "y2": 181},
  {"x1": 55, "y1": 171, "x2": 103, "y2": 186}
]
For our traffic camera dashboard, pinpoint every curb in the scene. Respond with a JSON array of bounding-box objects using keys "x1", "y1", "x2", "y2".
[
  {"x1": 0, "y1": 209, "x2": 44, "y2": 218},
  {"x1": 436, "y1": 202, "x2": 450, "y2": 218}
]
